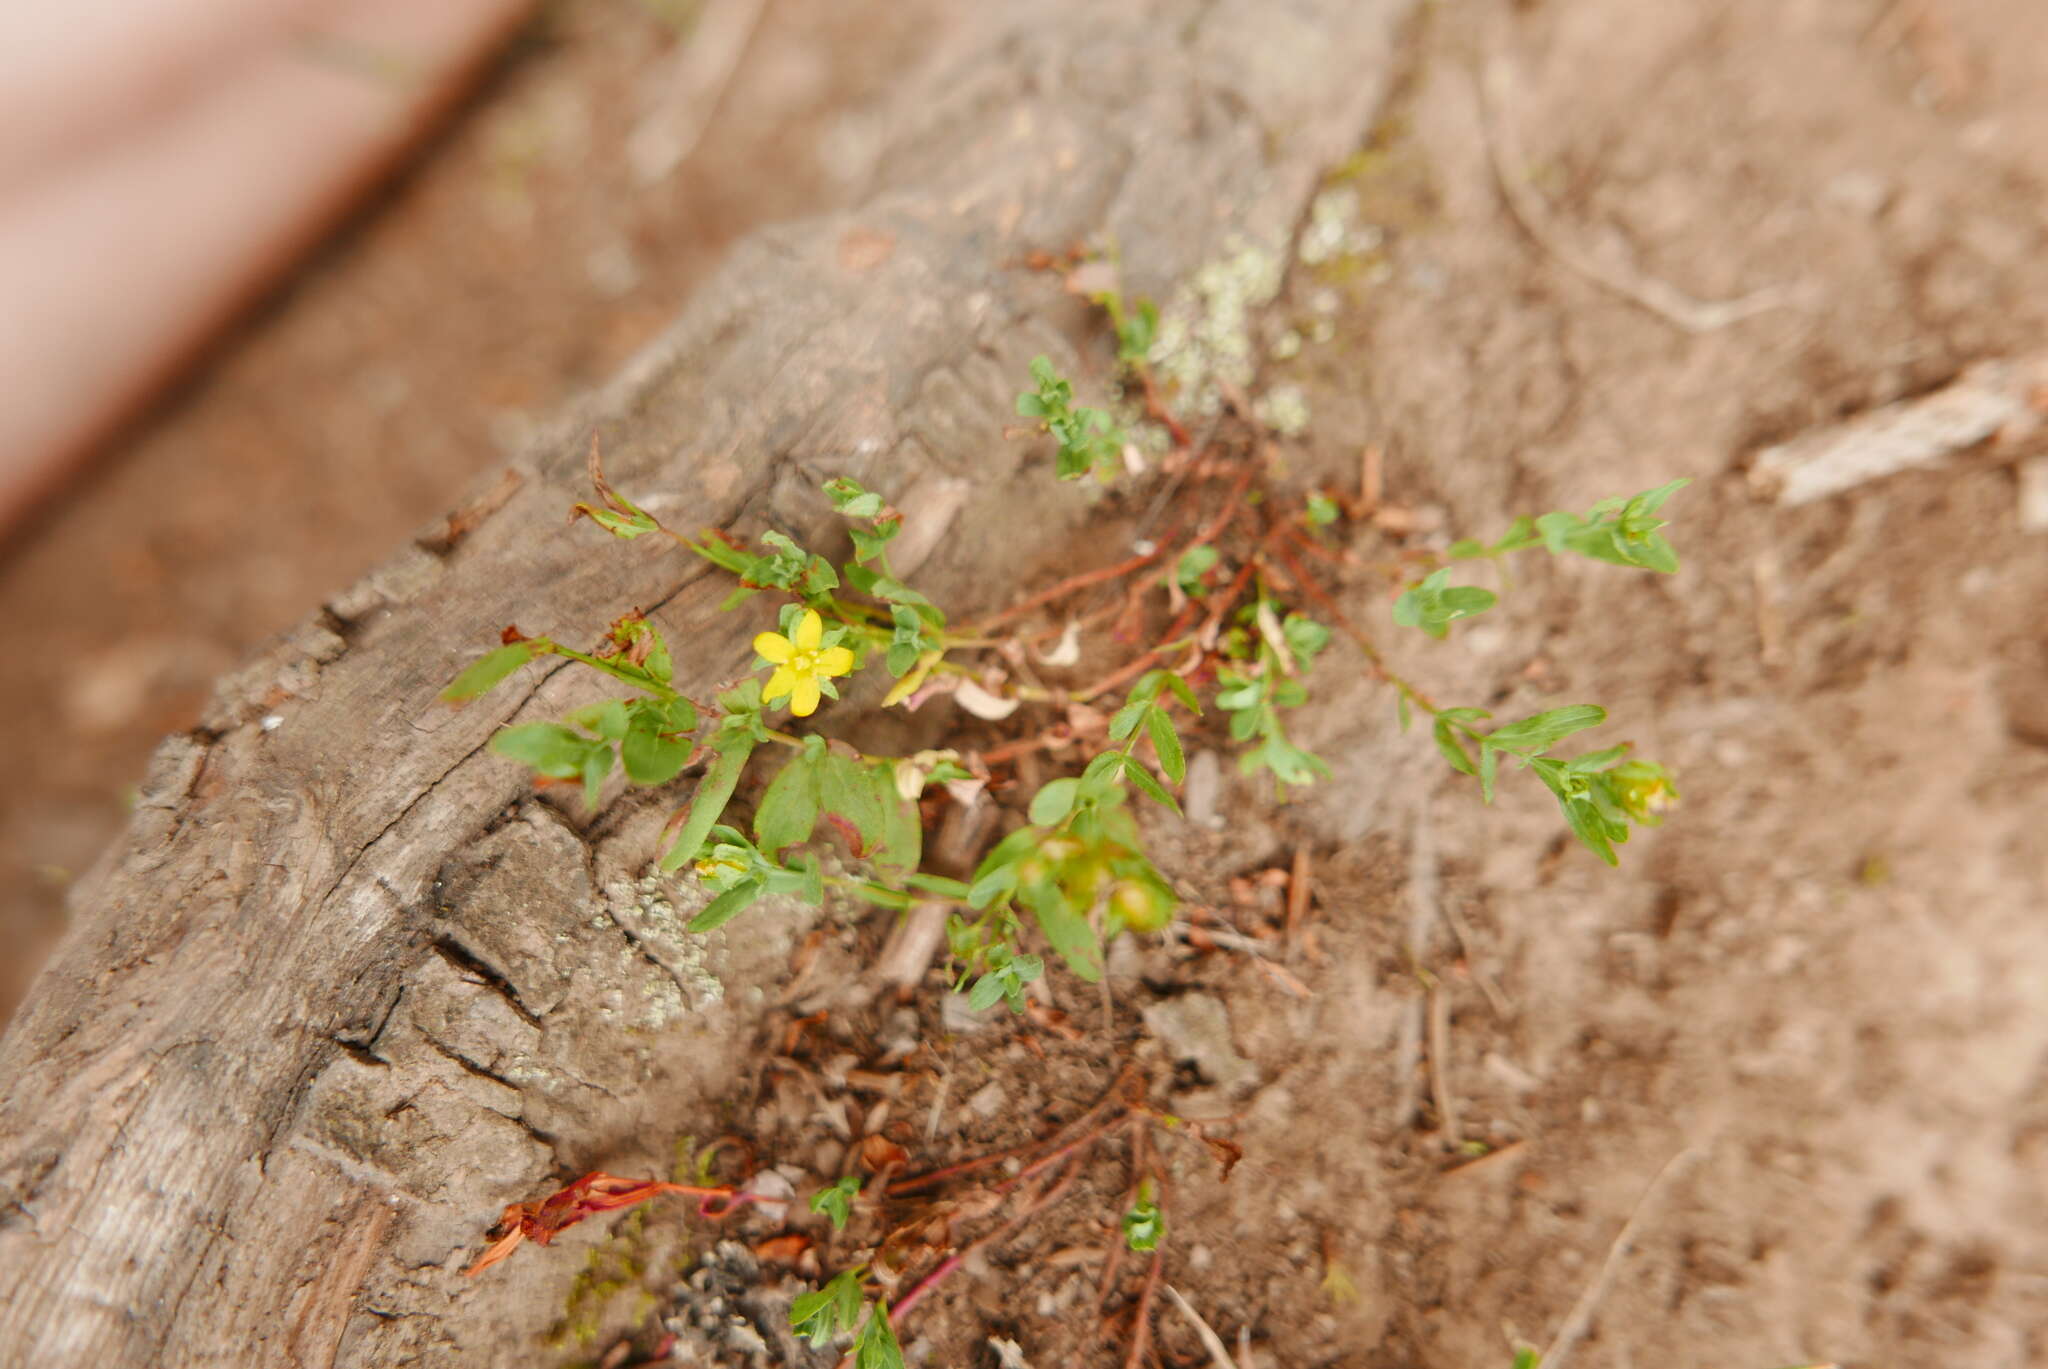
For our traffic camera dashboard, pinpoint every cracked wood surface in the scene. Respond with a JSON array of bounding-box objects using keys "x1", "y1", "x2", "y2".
[{"x1": 0, "y1": 3, "x2": 1415, "y2": 1363}]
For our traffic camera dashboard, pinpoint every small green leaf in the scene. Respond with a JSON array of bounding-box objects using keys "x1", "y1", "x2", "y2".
[
  {"x1": 854, "y1": 1300, "x2": 906, "y2": 1369},
  {"x1": 809, "y1": 1175, "x2": 860, "y2": 1231},
  {"x1": 966, "y1": 974, "x2": 1008, "y2": 1013},
  {"x1": 1157, "y1": 672, "x2": 1202, "y2": 715},
  {"x1": 1108, "y1": 697, "x2": 1148, "y2": 743},
  {"x1": 1029, "y1": 777, "x2": 1080, "y2": 826},
  {"x1": 1484, "y1": 705, "x2": 1607, "y2": 755},
  {"x1": 567, "y1": 697, "x2": 631, "y2": 741},
  {"x1": 1121, "y1": 1197, "x2": 1164, "y2": 1252},
  {"x1": 755, "y1": 749, "x2": 822, "y2": 856},
  {"x1": 688, "y1": 879, "x2": 764, "y2": 933},
  {"x1": 490, "y1": 723, "x2": 593, "y2": 778},
  {"x1": 440, "y1": 641, "x2": 540, "y2": 704},
  {"x1": 580, "y1": 742, "x2": 614, "y2": 810},
  {"x1": 1305, "y1": 492, "x2": 1340, "y2": 526},
  {"x1": 791, "y1": 1267, "x2": 867, "y2": 1348},
  {"x1": 621, "y1": 717, "x2": 693, "y2": 786},
  {"x1": 1124, "y1": 760, "x2": 1181, "y2": 815},
  {"x1": 659, "y1": 735, "x2": 756, "y2": 873},
  {"x1": 1175, "y1": 545, "x2": 1219, "y2": 593},
  {"x1": 1433, "y1": 718, "x2": 1477, "y2": 777},
  {"x1": 1146, "y1": 707, "x2": 1185, "y2": 784}
]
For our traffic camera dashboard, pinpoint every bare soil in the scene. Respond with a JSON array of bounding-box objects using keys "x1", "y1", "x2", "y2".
[{"x1": 7, "y1": 2, "x2": 2046, "y2": 1366}]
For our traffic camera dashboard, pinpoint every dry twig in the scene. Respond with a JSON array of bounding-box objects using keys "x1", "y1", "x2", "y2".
[
  {"x1": 1541, "y1": 1147, "x2": 1702, "y2": 1369},
  {"x1": 1164, "y1": 1285, "x2": 1243, "y2": 1369},
  {"x1": 1476, "y1": 58, "x2": 1792, "y2": 334}
]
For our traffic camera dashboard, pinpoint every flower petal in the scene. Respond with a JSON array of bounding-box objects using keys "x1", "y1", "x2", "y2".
[
  {"x1": 754, "y1": 631, "x2": 794, "y2": 664},
  {"x1": 788, "y1": 677, "x2": 822, "y2": 716},
  {"x1": 794, "y1": 610, "x2": 824, "y2": 651},
  {"x1": 762, "y1": 666, "x2": 797, "y2": 701},
  {"x1": 814, "y1": 646, "x2": 855, "y2": 677}
]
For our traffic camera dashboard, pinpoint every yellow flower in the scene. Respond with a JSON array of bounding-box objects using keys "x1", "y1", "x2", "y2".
[{"x1": 754, "y1": 609, "x2": 855, "y2": 716}]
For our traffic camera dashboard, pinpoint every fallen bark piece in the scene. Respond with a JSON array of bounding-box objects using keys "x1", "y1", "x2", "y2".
[{"x1": 1750, "y1": 354, "x2": 2048, "y2": 505}]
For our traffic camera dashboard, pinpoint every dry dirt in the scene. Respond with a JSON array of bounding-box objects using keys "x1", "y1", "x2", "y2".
[{"x1": 6, "y1": 2, "x2": 2047, "y2": 1367}]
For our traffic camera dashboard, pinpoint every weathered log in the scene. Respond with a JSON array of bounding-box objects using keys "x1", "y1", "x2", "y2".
[{"x1": 0, "y1": 4, "x2": 1412, "y2": 1363}]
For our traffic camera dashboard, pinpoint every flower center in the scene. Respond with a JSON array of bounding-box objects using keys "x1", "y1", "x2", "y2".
[{"x1": 790, "y1": 648, "x2": 820, "y2": 673}]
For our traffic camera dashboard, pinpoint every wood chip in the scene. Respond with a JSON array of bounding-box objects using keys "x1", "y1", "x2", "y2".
[{"x1": 1750, "y1": 355, "x2": 2048, "y2": 505}]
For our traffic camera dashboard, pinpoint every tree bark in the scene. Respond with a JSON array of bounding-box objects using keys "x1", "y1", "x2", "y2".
[{"x1": 0, "y1": 3, "x2": 1413, "y2": 1363}]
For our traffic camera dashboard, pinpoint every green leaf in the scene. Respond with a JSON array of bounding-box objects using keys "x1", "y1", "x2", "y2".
[
  {"x1": 567, "y1": 697, "x2": 631, "y2": 741},
  {"x1": 1282, "y1": 613, "x2": 1332, "y2": 668},
  {"x1": 1124, "y1": 760, "x2": 1181, "y2": 816},
  {"x1": 855, "y1": 1300, "x2": 906, "y2": 1369},
  {"x1": 802, "y1": 1172, "x2": 860, "y2": 1237},
  {"x1": 1433, "y1": 718, "x2": 1476, "y2": 777},
  {"x1": 579, "y1": 743, "x2": 613, "y2": 810},
  {"x1": 1157, "y1": 672, "x2": 1202, "y2": 715},
  {"x1": 440, "y1": 641, "x2": 540, "y2": 703},
  {"x1": 1108, "y1": 698, "x2": 1147, "y2": 743},
  {"x1": 659, "y1": 735, "x2": 756, "y2": 873},
  {"x1": 809, "y1": 1175, "x2": 860, "y2": 1231},
  {"x1": 1024, "y1": 882, "x2": 1103, "y2": 982},
  {"x1": 755, "y1": 748, "x2": 822, "y2": 856},
  {"x1": 1121, "y1": 1197, "x2": 1164, "y2": 1251},
  {"x1": 1029, "y1": 777, "x2": 1080, "y2": 825},
  {"x1": 966, "y1": 973, "x2": 1007, "y2": 1013},
  {"x1": 490, "y1": 723, "x2": 594, "y2": 779},
  {"x1": 824, "y1": 476, "x2": 887, "y2": 519},
  {"x1": 1484, "y1": 705, "x2": 1607, "y2": 755},
  {"x1": 791, "y1": 1267, "x2": 867, "y2": 1349},
  {"x1": 871, "y1": 764, "x2": 924, "y2": 875},
  {"x1": 621, "y1": 716, "x2": 693, "y2": 786},
  {"x1": 688, "y1": 878, "x2": 764, "y2": 933},
  {"x1": 1146, "y1": 707, "x2": 1185, "y2": 784},
  {"x1": 1175, "y1": 545, "x2": 1219, "y2": 593},
  {"x1": 966, "y1": 863, "x2": 1019, "y2": 910}
]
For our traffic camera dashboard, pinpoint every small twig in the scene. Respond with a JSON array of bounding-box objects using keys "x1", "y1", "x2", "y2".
[
  {"x1": 982, "y1": 545, "x2": 1173, "y2": 630},
  {"x1": 1285, "y1": 846, "x2": 1312, "y2": 949},
  {"x1": 1390, "y1": 993, "x2": 1425, "y2": 1131},
  {"x1": 1122, "y1": 1246, "x2": 1166, "y2": 1369},
  {"x1": 1426, "y1": 978, "x2": 1461, "y2": 1151},
  {"x1": 1164, "y1": 1286, "x2": 1242, "y2": 1369},
  {"x1": 1439, "y1": 895, "x2": 1512, "y2": 1019},
  {"x1": 1475, "y1": 58, "x2": 1792, "y2": 335},
  {"x1": 1541, "y1": 1148, "x2": 1703, "y2": 1369}
]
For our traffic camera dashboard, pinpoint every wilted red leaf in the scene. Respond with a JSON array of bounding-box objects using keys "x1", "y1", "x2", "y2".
[{"x1": 465, "y1": 1172, "x2": 740, "y2": 1277}]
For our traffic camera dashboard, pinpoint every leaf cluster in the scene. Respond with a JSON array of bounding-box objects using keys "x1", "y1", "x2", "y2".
[
  {"x1": 1429, "y1": 703, "x2": 1676, "y2": 865},
  {"x1": 1016, "y1": 355, "x2": 1126, "y2": 482},
  {"x1": 1214, "y1": 604, "x2": 1332, "y2": 788},
  {"x1": 789, "y1": 1268, "x2": 904, "y2": 1368},
  {"x1": 1399, "y1": 479, "x2": 1690, "y2": 640}
]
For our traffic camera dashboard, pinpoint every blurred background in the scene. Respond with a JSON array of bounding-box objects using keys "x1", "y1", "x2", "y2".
[{"x1": 0, "y1": 0, "x2": 945, "y2": 1021}]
